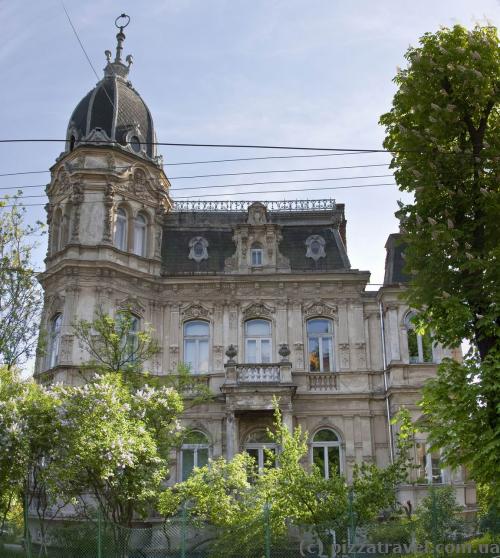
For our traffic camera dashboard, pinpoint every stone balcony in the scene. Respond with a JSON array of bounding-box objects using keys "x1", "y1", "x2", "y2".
[
  {"x1": 225, "y1": 362, "x2": 293, "y2": 385},
  {"x1": 221, "y1": 345, "x2": 296, "y2": 412}
]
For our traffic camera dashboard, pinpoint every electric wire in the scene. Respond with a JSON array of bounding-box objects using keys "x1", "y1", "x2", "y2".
[
  {"x1": 0, "y1": 137, "x2": 483, "y2": 156},
  {"x1": 0, "y1": 151, "x2": 384, "y2": 178},
  {"x1": 0, "y1": 181, "x2": 395, "y2": 207},
  {"x1": 0, "y1": 172, "x2": 394, "y2": 195}
]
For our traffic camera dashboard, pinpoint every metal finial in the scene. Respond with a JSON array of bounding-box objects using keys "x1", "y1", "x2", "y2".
[
  {"x1": 115, "y1": 13, "x2": 130, "y2": 31},
  {"x1": 114, "y1": 14, "x2": 130, "y2": 63}
]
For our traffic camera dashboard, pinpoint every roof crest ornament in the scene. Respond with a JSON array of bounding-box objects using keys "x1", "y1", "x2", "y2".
[{"x1": 104, "y1": 14, "x2": 133, "y2": 79}]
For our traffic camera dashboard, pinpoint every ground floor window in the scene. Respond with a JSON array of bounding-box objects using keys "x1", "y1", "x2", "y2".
[
  {"x1": 311, "y1": 429, "x2": 341, "y2": 478},
  {"x1": 244, "y1": 429, "x2": 277, "y2": 473},
  {"x1": 415, "y1": 442, "x2": 444, "y2": 484},
  {"x1": 180, "y1": 431, "x2": 210, "y2": 480}
]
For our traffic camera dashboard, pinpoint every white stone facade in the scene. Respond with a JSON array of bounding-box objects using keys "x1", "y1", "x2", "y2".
[{"x1": 36, "y1": 144, "x2": 475, "y2": 510}]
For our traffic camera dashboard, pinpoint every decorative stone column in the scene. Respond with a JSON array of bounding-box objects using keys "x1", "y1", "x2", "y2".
[{"x1": 226, "y1": 411, "x2": 237, "y2": 460}]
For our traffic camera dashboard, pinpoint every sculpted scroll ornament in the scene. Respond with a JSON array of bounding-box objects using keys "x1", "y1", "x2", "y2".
[
  {"x1": 182, "y1": 303, "x2": 211, "y2": 320},
  {"x1": 305, "y1": 235, "x2": 326, "y2": 262},
  {"x1": 242, "y1": 302, "x2": 274, "y2": 319},
  {"x1": 304, "y1": 302, "x2": 337, "y2": 317},
  {"x1": 188, "y1": 237, "x2": 209, "y2": 263},
  {"x1": 102, "y1": 183, "x2": 115, "y2": 242}
]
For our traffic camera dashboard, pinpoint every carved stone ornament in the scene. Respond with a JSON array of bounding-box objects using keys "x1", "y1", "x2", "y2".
[
  {"x1": 242, "y1": 302, "x2": 274, "y2": 319},
  {"x1": 45, "y1": 293, "x2": 65, "y2": 319},
  {"x1": 70, "y1": 182, "x2": 84, "y2": 242},
  {"x1": 102, "y1": 182, "x2": 115, "y2": 243},
  {"x1": 247, "y1": 202, "x2": 268, "y2": 225},
  {"x1": 188, "y1": 236, "x2": 209, "y2": 263},
  {"x1": 182, "y1": 303, "x2": 210, "y2": 320},
  {"x1": 305, "y1": 235, "x2": 326, "y2": 262},
  {"x1": 117, "y1": 295, "x2": 145, "y2": 317},
  {"x1": 304, "y1": 301, "x2": 337, "y2": 317},
  {"x1": 225, "y1": 344, "x2": 237, "y2": 363},
  {"x1": 279, "y1": 344, "x2": 291, "y2": 361}
]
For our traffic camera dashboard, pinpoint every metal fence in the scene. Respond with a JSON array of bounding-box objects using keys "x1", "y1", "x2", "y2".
[{"x1": 1, "y1": 495, "x2": 499, "y2": 558}]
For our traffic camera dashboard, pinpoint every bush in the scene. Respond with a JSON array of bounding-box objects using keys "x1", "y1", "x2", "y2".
[{"x1": 367, "y1": 520, "x2": 414, "y2": 546}]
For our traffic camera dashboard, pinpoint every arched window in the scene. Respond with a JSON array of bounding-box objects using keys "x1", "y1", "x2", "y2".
[
  {"x1": 405, "y1": 312, "x2": 433, "y2": 364},
  {"x1": 180, "y1": 430, "x2": 210, "y2": 480},
  {"x1": 133, "y1": 213, "x2": 147, "y2": 257},
  {"x1": 114, "y1": 208, "x2": 128, "y2": 251},
  {"x1": 244, "y1": 429, "x2": 277, "y2": 472},
  {"x1": 250, "y1": 242, "x2": 263, "y2": 267},
  {"x1": 245, "y1": 319, "x2": 271, "y2": 363},
  {"x1": 307, "y1": 319, "x2": 334, "y2": 372},
  {"x1": 312, "y1": 429, "x2": 341, "y2": 479},
  {"x1": 48, "y1": 313, "x2": 63, "y2": 369},
  {"x1": 183, "y1": 321, "x2": 209, "y2": 374}
]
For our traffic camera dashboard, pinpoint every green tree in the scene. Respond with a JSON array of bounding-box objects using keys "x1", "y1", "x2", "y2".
[
  {"x1": 380, "y1": 25, "x2": 500, "y2": 486},
  {"x1": 0, "y1": 197, "x2": 44, "y2": 368},
  {"x1": 158, "y1": 405, "x2": 413, "y2": 556},
  {"x1": 73, "y1": 306, "x2": 160, "y2": 375},
  {"x1": 415, "y1": 486, "x2": 464, "y2": 546}
]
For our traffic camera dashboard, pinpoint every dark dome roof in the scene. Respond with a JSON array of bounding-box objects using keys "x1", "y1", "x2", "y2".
[{"x1": 65, "y1": 21, "x2": 157, "y2": 162}]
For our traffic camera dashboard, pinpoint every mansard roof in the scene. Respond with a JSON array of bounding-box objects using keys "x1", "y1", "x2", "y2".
[{"x1": 161, "y1": 200, "x2": 350, "y2": 275}]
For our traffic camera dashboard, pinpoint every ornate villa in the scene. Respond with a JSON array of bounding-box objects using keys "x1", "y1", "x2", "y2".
[{"x1": 35, "y1": 19, "x2": 475, "y2": 510}]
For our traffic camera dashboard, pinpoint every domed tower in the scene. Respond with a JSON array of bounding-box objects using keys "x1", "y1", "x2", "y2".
[{"x1": 36, "y1": 15, "x2": 172, "y2": 381}]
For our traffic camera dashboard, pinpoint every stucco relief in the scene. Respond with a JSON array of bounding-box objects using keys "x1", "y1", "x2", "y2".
[
  {"x1": 181, "y1": 302, "x2": 211, "y2": 320},
  {"x1": 303, "y1": 301, "x2": 337, "y2": 318},
  {"x1": 242, "y1": 302, "x2": 274, "y2": 319},
  {"x1": 117, "y1": 295, "x2": 145, "y2": 317},
  {"x1": 102, "y1": 182, "x2": 115, "y2": 243},
  {"x1": 339, "y1": 343, "x2": 350, "y2": 369}
]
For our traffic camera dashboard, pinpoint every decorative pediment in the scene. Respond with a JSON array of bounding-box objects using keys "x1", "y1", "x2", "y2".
[
  {"x1": 247, "y1": 202, "x2": 269, "y2": 225},
  {"x1": 117, "y1": 295, "x2": 145, "y2": 317},
  {"x1": 82, "y1": 127, "x2": 112, "y2": 145},
  {"x1": 181, "y1": 302, "x2": 211, "y2": 320},
  {"x1": 242, "y1": 302, "x2": 274, "y2": 319},
  {"x1": 303, "y1": 301, "x2": 337, "y2": 317}
]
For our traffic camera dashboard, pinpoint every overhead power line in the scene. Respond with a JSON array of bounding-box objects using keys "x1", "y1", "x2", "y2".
[
  {"x1": 0, "y1": 138, "x2": 480, "y2": 157},
  {"x1": 0, "y1": 174, "x2": 395, "y2": 200},
  {"x1": 0, "y1": 151, "x2": 383, "y2": 178},
  {"x1": 0, "y1": 181, "x2": 395, "y2": 208},
  {"x1": 0, "y1": 167, "x2": 392, "y2": 192}
]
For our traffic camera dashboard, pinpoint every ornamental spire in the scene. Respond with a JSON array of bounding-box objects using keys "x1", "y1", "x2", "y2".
[{"x1": 104, "y1": 14, "x2": 133, "y2": 79}]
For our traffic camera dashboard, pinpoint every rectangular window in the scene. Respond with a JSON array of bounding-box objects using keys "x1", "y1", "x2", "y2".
[
  {"x1": 181, "y1": 449, "x2": 195, "y2": 481},
  {"x1": 322, "y1": 337, "x2": 332, "y2": 372}
]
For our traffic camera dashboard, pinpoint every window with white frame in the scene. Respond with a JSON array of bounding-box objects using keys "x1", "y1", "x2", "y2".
[
  {"x1": 183, "y1": 320, "x2": 209, "y2": 373},
  {"x1": 250, "y1": 243, "x2": 263, "y2": 266},
  {"x1": 415, "y1": 442, "x2": 444, "y2": 484},
  {"x1": 48, "y1": 313, "x2": 63, "y2": 369},
  {"x1": 133, "y1": 213, "x2": 147, "y2": 256},
  {"x1": 244, "y1": 429, "x2": 277, "y2": 473},
  {"x1": 245, "y1": 319, "x2": 272, "y2": 363},
  {"x1": 114, "y1": 207, "x2": 128, "y2": 251},
  {"x1": 405, "y1": 312, "x2": 433, "y2": 364},
  {"x1": 311, "y1": 429, "x2": 341, "y2": 479},
  {"x1": 307, "y1": 318, "x2": 334, "y2": 372},
  {"x1": 180, "y1": 430, "x2": 210, "y2": 480}
]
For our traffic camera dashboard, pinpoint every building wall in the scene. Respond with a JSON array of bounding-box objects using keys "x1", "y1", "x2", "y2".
[{"x1": 35, "y1": 147, "x2": 475, "y2": 510}]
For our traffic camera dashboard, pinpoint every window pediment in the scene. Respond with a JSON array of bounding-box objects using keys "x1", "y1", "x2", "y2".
[
  {"x1": 181, "y1": 302, "x2": 211, "y2": 320},
  {"x1": 304, "y1": 301, "x2": 337, "y2": 318},
  {"x1": 243, "y1": 302, "x2": 274, "y2": 320}
]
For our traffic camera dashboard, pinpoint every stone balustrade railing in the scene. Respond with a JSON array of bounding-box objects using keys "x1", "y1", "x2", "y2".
[
  {"x1": 308, "y1": 373, "x2": 337, "y2": 392},
  {"x1": 236, "y1": 364, "x2": 281, "y2": 383}
]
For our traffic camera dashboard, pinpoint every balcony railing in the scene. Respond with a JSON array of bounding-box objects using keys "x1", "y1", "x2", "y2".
[
  {"x1": 236, "y1": 364, "x2": 281, "y2": 384},
  {"x1": 308, "y1": 373, "x2": 337, "y2": 392}
]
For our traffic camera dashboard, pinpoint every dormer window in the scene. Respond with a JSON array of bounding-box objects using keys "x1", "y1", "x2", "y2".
[{"x1": 251, "y1": 243, "x2": 263, "y2": 266}]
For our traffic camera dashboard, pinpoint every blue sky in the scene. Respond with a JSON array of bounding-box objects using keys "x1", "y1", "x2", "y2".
[{"x1": 1, "y1": 0, "x2": 499, "y2": 285}]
